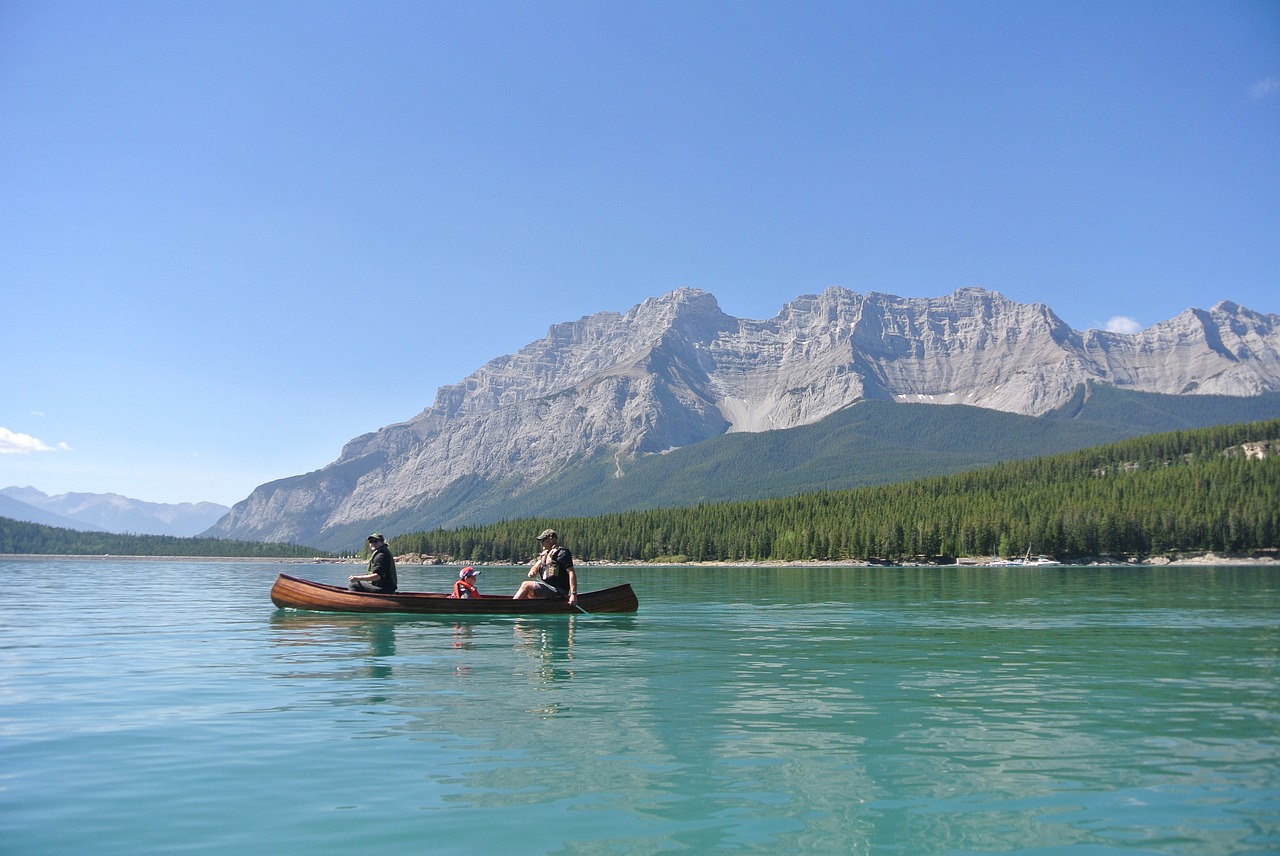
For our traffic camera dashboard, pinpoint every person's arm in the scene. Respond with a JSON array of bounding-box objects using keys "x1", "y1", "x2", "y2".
[
  {"x1": 566, "y1": 565, "x2": 577, "y2": 604},
  {"x1": 529, "y1": 550, "x2": 547, "y2": 578},
  {"x1": 351, "y1": 551, "x2": 386, "y2": 582}
]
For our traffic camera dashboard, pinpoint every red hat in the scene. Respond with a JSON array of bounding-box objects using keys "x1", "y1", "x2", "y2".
[{"x1": 459, "y1": 566, "x2": 479, "y2": 579}]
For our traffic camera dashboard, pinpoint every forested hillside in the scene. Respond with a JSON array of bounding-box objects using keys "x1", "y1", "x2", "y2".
[
  {"x1": 393, "y1": 420, "x2": 1280, "y2": 564},
  {"x1": 5, "y1": 420, "x2": 1276, "y2": 563},
  {"x1": 357, "y1": 390, "x2": 1280, "y2": 547},
  {"x1": 0, "y1": 518, "x2": 327, "y2": 558}
]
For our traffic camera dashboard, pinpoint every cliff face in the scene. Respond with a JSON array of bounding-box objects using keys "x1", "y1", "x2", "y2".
[{"x1": 207, "y1": 287, "x2": 1280, "y2": 544}]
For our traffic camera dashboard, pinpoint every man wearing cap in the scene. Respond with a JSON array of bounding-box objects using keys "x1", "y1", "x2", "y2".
[
  {"x1": 513, "y1": 529, "x2": 577, "y2": 604},
  {"x1": 349, "y1": 533, "x2": 399, "y2": 593}
]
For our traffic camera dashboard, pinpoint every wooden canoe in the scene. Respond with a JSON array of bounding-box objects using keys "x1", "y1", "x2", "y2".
[{"x1": 270, "y1": 573, "x2": 639, "y2": 615}]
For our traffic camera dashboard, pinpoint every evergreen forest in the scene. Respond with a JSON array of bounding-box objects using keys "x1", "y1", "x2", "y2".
[
  {"x1": 392, "y1": 419, "x2": 1280, "y2": 564},
  {"x1": 3, "y1": 419, "x2": 1276, "y2": 563},
  {"x1": 0, "y1": 518, "x2": 326, "y2": 558}
]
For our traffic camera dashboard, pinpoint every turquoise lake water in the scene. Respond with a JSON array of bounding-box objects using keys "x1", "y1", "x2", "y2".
[{"x1": 1, "y1": 558, "x2": 1277, "y2": 855}]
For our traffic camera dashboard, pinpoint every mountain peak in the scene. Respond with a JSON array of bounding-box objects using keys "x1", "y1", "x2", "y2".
[{"x1": 206, "y1": 288, "x2": 1280, "y2": 546}]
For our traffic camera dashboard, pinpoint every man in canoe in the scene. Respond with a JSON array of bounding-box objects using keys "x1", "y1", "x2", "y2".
[
  {"x1": 514, "y1": 528, "x2": 577, "y2": 606},
  {"x1": 348, "y1": 533, "x2": 399, "y2": 593}
]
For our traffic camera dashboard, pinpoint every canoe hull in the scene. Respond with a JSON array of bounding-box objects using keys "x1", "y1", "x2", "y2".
[{"x1": 270, "y1": 573, "x2": 638, "y2": 615}]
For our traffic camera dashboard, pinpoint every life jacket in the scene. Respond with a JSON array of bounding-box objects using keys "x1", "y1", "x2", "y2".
[
  {"x1": 539, "y1": 545, "x2": 572, "y2": 590},
  {"x1": 451, "y1": 579, "x2": 479, "y2": 599}
]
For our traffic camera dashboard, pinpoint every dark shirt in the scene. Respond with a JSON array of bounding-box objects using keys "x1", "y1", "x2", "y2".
[
  {"x1": 368, "y1": 544, "x2": 398, "y2": 592},
  {"x1": 540, "y1": 546, "x2": 573, "y2": 592}
]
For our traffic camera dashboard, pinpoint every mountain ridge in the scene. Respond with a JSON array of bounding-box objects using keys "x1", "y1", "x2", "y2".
[
  {"x1": 307, "y1": 386, "x2": 1280, "y2": 552},
  {"x1": 0, "y1": 487, "x2": 229, "y2": 537},
  {"x1": 204, "y1": 287, "x2": 1280, "y2": 547}
]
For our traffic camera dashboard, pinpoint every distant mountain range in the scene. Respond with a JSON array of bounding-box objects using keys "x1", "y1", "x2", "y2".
[
  {"x1": 0, "y1": 487, "x2": 229, "y2": 537},
  {"x1": 203, "y1": 286, "x2": 1280, "y2": 551}
]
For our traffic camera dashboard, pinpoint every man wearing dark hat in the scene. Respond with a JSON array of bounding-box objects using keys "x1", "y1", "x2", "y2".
[
  {"x1": 513, "y1": 528, "x2": 577, "y2": 604},
  {"x1": 349, "y1": 533, "x2": 398, "y2": 593}
]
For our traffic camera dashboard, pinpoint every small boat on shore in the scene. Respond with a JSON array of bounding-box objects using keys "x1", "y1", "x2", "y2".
[
  {"x1": 989, "y1": 542, "x2": 1061, "y2": 567},
  {"x1": 270, "y1": 573, "x2": 639, "y2": 615},
  {"x1": 989, "y1": 555, "x2": 1062, "y2": 567}
]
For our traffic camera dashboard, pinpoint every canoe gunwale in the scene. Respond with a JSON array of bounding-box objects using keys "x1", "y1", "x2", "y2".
[{"x1": 270, "y1": 573, "x2": 638, "y2": 614}]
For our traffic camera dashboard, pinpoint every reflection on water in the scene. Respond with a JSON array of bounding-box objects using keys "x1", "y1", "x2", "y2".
[
  {"x1": 450, "y1": 622, "x2": 475, "y2": 651},
  {"x1": 2, "y1": 559, "x2": 1276, "y2": 855},
  {"x1": 513, "y1": 616, "x2": 577, "y2": 692},
  {"x1": 269, "y1": 610, "x2": 400, "y2": 686}
]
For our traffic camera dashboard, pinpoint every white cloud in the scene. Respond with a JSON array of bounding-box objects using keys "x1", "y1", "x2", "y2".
[
  {"x1": 1250, "y1": 78, "x2": 1280, "y2": 100},
  {"x1": 1105, "y1": 316, "x2": 1142, "y2": 334},
  {"x1": 0, "y1": 427, "x2": 64, "y2": 454}
]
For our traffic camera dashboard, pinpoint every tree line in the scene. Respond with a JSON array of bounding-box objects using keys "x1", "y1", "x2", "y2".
[
  {"x1": 0, "y1": 518, "x2": 325, "y2": 558},
  {"x1": 3, "y1": 419, "x2": 1275, "y2": 563},
  {"x1": 391, "y1": 419, "x2": 1280, "y2": 564}
]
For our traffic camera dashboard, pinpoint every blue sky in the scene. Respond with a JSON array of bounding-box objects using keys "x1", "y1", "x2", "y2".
[{"x1": 2, "y1": 1, "x2": 1277, "y2": 507}]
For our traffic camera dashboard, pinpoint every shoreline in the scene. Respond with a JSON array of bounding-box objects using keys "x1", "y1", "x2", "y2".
[
  {"x1": 583, "y1": 552, "x2": 1280, "y2": 568},
  {"x1": 1, "y1": 551, "x2": 1276, "y2": 567},
  {"x1": 430, "y1": 551, "x2": 1280, "y2": 568}
]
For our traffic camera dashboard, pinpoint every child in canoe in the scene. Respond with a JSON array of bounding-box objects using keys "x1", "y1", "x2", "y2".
[{"x1": 451, "y1": 566, "x2": 480, "y2": 598}]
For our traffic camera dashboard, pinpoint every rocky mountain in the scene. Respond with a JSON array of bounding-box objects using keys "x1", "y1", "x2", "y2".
[
  {"x1": 0, "y1": 487, "x2": 230, "y2": 537},
  {"x1": 205, "y1": 287, "x2": 1280, "y2": 546}
]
